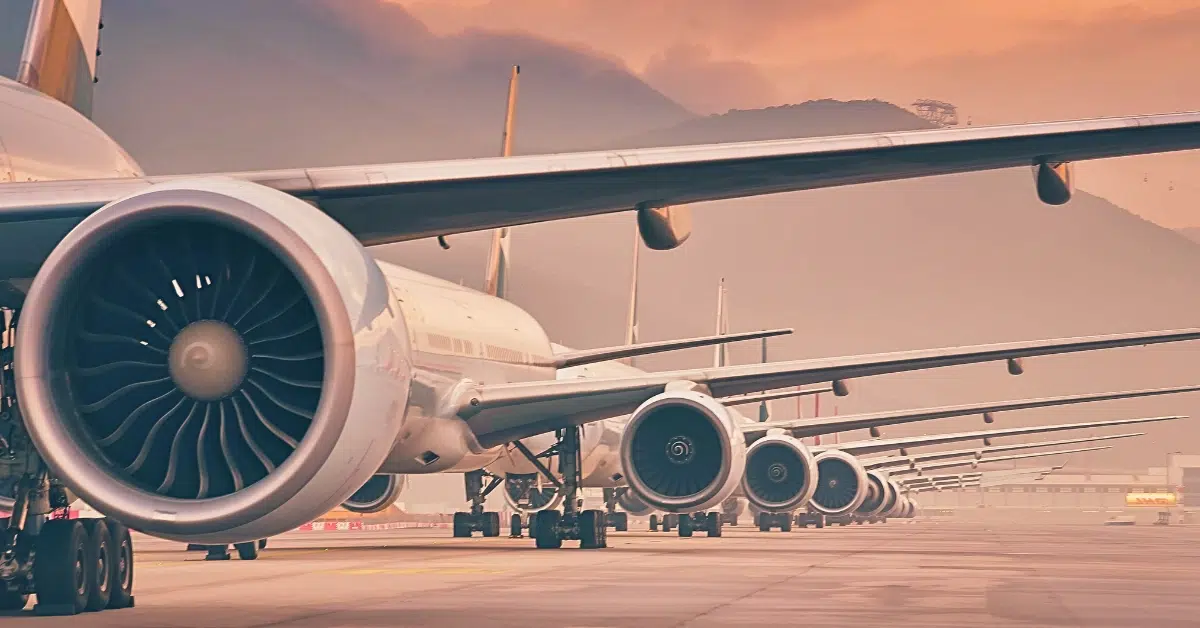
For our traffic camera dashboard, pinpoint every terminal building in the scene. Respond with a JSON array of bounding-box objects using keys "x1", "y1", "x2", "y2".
[{"x1": 915, "y1": 453, "x2": 1200, "y2": 514}]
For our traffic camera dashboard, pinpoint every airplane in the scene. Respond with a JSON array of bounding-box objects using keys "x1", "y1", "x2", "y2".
[{"x1": 5, "y1": 0, "x2": 1200, "y2": 616}]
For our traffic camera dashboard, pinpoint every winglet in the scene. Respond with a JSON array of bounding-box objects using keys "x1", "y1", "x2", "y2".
[{"x1": 554, "y1": 328, "x2": 793, "y2": 369}]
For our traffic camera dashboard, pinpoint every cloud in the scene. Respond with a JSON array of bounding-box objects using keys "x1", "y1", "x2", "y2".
[{"x1": 642, "y1": 43, "x2": 780, "y2": 114}]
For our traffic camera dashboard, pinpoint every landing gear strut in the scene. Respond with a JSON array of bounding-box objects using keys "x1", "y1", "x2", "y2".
[
  {"x1": 452, "y1": 470, "x2": 503, "y2": 538},
  {"x1": 533, "y1": 426, "x2": 607, "y2": 549},
  {"x1": 602, "y1": 488, "x2": 628, "y2": 532}
]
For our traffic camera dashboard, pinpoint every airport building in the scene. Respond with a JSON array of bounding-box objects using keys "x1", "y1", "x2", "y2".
[{"x1": 916, "y1": 453, "x2": 1200, "y2": 514}]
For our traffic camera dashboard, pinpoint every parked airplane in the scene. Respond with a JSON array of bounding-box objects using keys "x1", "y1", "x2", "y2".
[{"x1": 4, "y1": 0, "x2": 1200, "y2": 616}]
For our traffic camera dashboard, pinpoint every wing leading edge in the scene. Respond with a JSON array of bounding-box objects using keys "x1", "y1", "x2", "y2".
[
  {"x1": 1, "y1": 110, "x2": 1198, "y2": 268},
  {"x1": 458, "y1": 328, "x2": 1200, "y2": 447}
]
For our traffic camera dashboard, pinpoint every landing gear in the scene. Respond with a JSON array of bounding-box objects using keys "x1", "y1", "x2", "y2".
[
  {"x1": 452, "y1": 470, "x2": 503, "y2": 538},
  {"x1": 0, "y1": 309, "x2": 134, "y2": 615},
  {"x1": 660, "y1": 513, "x2": 679, "y2": 533},
  {"x1": 509, "y1": 513, "x2": 524, "y2": 538},
  {"x1": 719, "y1": 496, "x2": 742, "y2": 526},
  {"x1": 794, "y1": 510, "x2": 825, "y2": 529},
  {"x1": 648, "y1": 514, "x2": 660, "y2": 532},
  {"x1": 602, "y1": 489, "x2": 629, "y2": 532},
  {"x1": 756, "y1": 511, "x2": 793, "y2": 532},
  {"x1": 677, "y1": 512, "x2": 722, "y2": 538},
  {"x1": 531, "y1": 426, "x2": 607, "y2": 549}
]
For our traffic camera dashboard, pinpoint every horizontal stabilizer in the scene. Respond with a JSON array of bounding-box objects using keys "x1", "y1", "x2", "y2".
[
  {"x1": 749, "y1": 384, "x2": 1200, "y2": 440},
  {"x1": 554, "y1": 328, "x2": 792, "y2": 369}
]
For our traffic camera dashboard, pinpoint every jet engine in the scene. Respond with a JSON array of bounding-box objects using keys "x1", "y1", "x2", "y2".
[
  {"x1": 15, "y1": 178, "x2": 413, "y2": 544},
  {"x1": 855, "y1": 470, "x2": 896, "y2": 517},
  {"x1": 637, "y1": 205, "x2": 692, "y2": 250},
  {"x1": 620, "y1": 390, "x2": 746, "y2": 513},
  {"x1": 616, "y1": 488, "x2": 655, "y2": 517},
  {"x1": 740, "y1": 434, "x2": 818, "y2": 513},
  {"x1": 501, "y1": 473, "x2": 563, "y2": 514},
  {"x1": 342, "y1": 473, "x2": 407, "y2": 514},
  {"x1": 809, "y1": 450, "x2": 868, "y2": 516}
]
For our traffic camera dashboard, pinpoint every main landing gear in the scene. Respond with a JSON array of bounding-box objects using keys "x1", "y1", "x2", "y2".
[
  {"x1": 0, "y1": 305, "x2": 135, "y2": 616},
  {"x1": 794, "y1": 509, "x2": 826, "y2": 529},
  {"x1": 187, "y1": 539, "x2": 268, "y2": 560},
  {"x1": 602, "y1": 488, "x2": 629, "y2": 532},
  {"x1": 670, "y1": 512, "x2": 722, "y2": 538},
  {"x1": 756, "y1": 511, "x2": 793, "y2": 532},
  {"x1": 0, "y1": 472, "x2": 135, "y2": 616},
  {"x1": 452, "y1": 470, "x2": 503, "y2": 538},
  {"x1": 532, "y1": 426, "x2": 607, "y2": 549}
]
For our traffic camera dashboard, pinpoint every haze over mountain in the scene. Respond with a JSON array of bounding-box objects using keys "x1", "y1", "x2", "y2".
[{"x1": 3, "y1": 1, "x2": 1199, "y2": 508}]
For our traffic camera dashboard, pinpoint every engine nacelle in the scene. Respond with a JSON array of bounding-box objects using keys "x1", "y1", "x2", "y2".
[
  {"x1": 616, "y1": 487, "x2": 655, "y2": 517},
  {"x1": 501, "y1": 473, "x2": 563, "y2": 514},
  {"x1": 342, "y1": 473, "x2": 407, "y2": 514},
  {"x1": 620, "y1": 390, "x2": 745, "y2": 513},
  {"x1": 1033, "y1": 161, "x2": 1074, "y2": 205},
  {"x1": 741, "y1": 434, "x2": 818, "y2": 513},
  {"x1": 879, "y1": 480, "x2": 903, "y2": 517},
  {"x1": 809, "y1": 450, "x2": 868, "y2": 516},
  {"x1": 15, "y1": 178, "x2": 413, "y2": 543},
  {"x1": 856, "y1": 472, "x2": 898, "y2": 518},
  {"x1": 637, "y1": 205, "x2": 692, "y2": 250}
]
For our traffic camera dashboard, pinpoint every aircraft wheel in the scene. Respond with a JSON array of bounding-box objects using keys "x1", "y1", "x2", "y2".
[
  {"x1": 648, "y1": 514, "x2": 659, "y2": 532},
  {"x1": 706, "y1": 512, "x2": 722, "y2": 538},
  {"x1": 452, "y1": 513, "x2": 471, "y2": 538},
  {"x1": 234, "y1": 541, "x2": 259, "y2": 561},
  {"x1": 33, "y1": 519, "x2": 91, "y2": 616},
  {"x1": 510, "y1": 513, "x2": 524, "y2": 537},
  {"x1": 483, "y1": 512, "x2": 501, "y2": 538},
  {"x1": 258, "y1": 539, "x2": 268, "y2": 550},
  {"x1": 677, "y1": 514, "x2": 693, "y2": 538},
  {"x1": 534, "y1": 511, "x2": 562, "y2": 549},
  {"x1": 105, "y1": 522, "x2": 135, "y2": 609},
  {"x1": 79, "y1": 519, "x2": 113, "y2": 612},
  {"x1": 780, "y1": 517, "x2": 793, "y2": 533},
  {"x1": 0, "y1": 589, "x2": 27, "y2": 612},
  {"x1": 579, "y1": 510, "x2": 606, "y2": 549}
]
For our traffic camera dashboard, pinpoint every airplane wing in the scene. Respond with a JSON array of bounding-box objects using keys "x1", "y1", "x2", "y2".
[
  {"x1": 862, "y1": 431, "x2": 1144, "y2": 469},
  {"x1": 742, "y1": 385, "x2": 1200, "y2": 440},
  {"x1": 2, "y1": 111, "x2": 1199, "y2": 266},
  {"x1": 826, "y1": 414, "x2": 1184, "y2": 457},
  {"x1": 553, "y1": 328, "x2": 792, "y2": 369},
  {"x1": 456, "y1": 331, "x2": 1200, "y2": 447},
  {"x1": 888, "y1": 445, "x2": 1110, "y2": 477}
]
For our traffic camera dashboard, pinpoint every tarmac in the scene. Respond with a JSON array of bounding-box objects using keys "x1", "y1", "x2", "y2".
[{"x1": 2, "y1": 519, "x2": 1198, "y2": 627}]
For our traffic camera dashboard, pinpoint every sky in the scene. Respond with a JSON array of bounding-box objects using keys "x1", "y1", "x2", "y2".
[{"x1": 387, "y1": 0, "x2": 1200, "y2": 228}]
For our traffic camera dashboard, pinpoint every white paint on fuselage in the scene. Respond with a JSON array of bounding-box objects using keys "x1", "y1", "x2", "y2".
[{"x1": 0, "y1": 77, "x2": 141, "y2": 182}]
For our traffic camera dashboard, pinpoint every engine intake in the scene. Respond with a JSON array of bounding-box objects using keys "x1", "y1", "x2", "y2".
[
  {"x1": 620, "y1": 390, "x2": 745, "y2": 513},
  {"x1": 741, "y1": 435, "x2": 817, "y2": 513},
  {"x1": 343, "y1": 473, "x2": 407, "y2": 514},
  {"x1": 16, "y1": 178, "x2": 413, "y2": 543},
  {"x1": 809, "y1": 450, "x2": 868, "y2": 516}
]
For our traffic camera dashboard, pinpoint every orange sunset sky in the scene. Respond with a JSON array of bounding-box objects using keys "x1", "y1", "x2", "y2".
[{"x1": 372, "y1": 0, "x2": 1200, "y2": 228}]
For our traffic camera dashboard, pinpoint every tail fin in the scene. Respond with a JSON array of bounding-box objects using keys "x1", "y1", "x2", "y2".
[
  {"x1": 623, "y1": 219, "x2": 641, "y2": 366},
  {"x1": 484, "y1": 66, "x2": 520, "y2": 299},
  {"x1": 17, "y1": 0, "x2": 102, "y2": 118},
  {"x1": 713, "y1": 279, "x2": 729, "y2": 368},
  {"x1": 757, "y1": 336, "x2": 770, "y2": 422}
]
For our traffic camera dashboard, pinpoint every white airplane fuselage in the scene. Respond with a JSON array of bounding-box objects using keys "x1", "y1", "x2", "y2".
[{"x1": 0, "y1": 75, "x2": 563, "y2": 477}]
